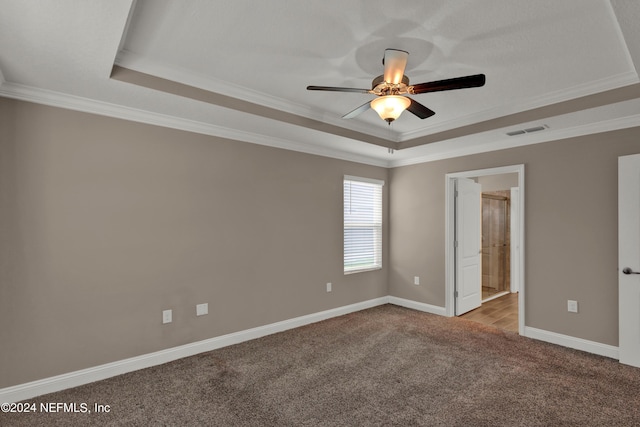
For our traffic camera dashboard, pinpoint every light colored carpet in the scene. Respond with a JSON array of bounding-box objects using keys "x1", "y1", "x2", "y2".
[{"x1": 5, "y1": 304, "x2": 640, "y2": 426}]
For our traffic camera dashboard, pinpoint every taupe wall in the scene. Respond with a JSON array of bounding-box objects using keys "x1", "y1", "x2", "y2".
[
  {"x1": 390, "y1": 128, "x2": 640, "y2": 346},
  {"x1": 3, "y1": 93, "x2": 640, "y2": 389},
  {"x1": 0, "y1": 98, "x2": 388, "y2": 388},
  {"x1": 477, "y1": 173, "x2": 519, "y2": 191}
]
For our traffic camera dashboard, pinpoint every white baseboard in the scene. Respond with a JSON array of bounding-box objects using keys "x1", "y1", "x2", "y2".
[
  {"x1": 1, "y1": 297, "x2": 621, "y2": 403},
  {"x1": 0, "y1": 297, "x2": 389, "y2": 403},
  {"x1": 388, "y1": 296, "x2": 446, "y2": 316},
  {"x1": 524, "y1": 326, "x2": 619, "y2": 360},
  {"x1": 388, "y1": 298, "x2": 619, "y2": 361}
]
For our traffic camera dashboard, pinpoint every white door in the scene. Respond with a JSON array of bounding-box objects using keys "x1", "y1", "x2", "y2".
[
  {"x1": 456, "y1": 178, "x2": 482, "y2": 315},
  {"x1": 619, "y1": 153, "x2": 640, "y2": 367},
  {"x1": 510, "y1": 187, "x2": 520, "y2": 293}
]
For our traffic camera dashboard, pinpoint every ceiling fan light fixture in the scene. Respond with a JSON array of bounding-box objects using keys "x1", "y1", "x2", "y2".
[{"x1": 370, "y1": 95, "x2": 411, "y2": 123}]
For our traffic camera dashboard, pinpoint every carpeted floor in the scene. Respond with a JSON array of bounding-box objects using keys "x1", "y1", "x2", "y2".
[{"x1": 4, "y1": 304, "x2": 640, "y2": 426}]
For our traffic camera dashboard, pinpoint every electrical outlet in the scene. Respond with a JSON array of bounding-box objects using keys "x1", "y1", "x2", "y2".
[
  {"x1": 567, "y1": 300, "x2": 578, "y2": 313},
  {"x1": 196, "y1": 303, "x2": 208, "y2": 316},
  {"x1": 162, "y1": 309, "x2": 172, "y2": 324},
  {"x1": 326, "y1": 282, "x2": 332, "y2": 292},
  {"x1": 414, "y1": 276, "x2": 420, "y2": 285}
]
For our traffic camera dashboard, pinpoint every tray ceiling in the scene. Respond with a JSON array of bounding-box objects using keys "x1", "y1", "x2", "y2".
[{"x1": 1, "y1": 0, "x2": 639, "y2": 166}]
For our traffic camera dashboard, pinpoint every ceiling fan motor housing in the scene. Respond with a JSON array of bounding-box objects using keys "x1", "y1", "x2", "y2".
[{"x1": 371, "y1": 75, "x2": 411, "y2": 96}]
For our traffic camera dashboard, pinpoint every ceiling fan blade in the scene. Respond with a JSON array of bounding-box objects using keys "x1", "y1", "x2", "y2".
[
  {"x1": 307, "y1": 85, "x2": 371, "y2": 94},
  {"x1": 410, "y1": 74, "x2": 486, "y2": 94},
  {"x1": 342, "y1": 101, "x2": 371, "y2": 119},
  {"x1": 407, "y1": 99, "x2": 436, "y2": 119},
  {"x1": 383, "y1": 49, "x2": 409, "y2": 85}
]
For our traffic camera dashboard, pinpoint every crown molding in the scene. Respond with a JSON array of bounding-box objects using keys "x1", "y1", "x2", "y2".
[
  {"x1": 389, "y1": 111, "x2": 640, "y2": 167},
  {"x1": 3, "y1": 79, "x2": 639, "y2": 170},
  {"x1": 399, "y1": 70, "x2": 640, "y2": 142},
  {"x1": 112, "y1": 0, "x2": 640, "y2": 144},
  {"x1": 115, "y1": 50, "x2": 397, "y2": 142},
  {"x1": 0, "y1": 81, "x2": 390, "y2": 168},
  {"x1": 116, "y1": 51, "x2": 639, "y2": 146}
]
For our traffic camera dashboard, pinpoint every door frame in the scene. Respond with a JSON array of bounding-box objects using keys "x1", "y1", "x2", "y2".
[{"x1": 445, "y1": 164, "x2": 525, "y2": 334}]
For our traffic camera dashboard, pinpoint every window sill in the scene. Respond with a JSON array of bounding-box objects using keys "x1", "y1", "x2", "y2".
[{"x1": 344, "y1": 266, "x2": 382, "y2": 275}]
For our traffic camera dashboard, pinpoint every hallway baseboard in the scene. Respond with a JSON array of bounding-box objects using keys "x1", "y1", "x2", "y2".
[{"x1": 524, "y1": 326, "x2": 619, "y2": 360}]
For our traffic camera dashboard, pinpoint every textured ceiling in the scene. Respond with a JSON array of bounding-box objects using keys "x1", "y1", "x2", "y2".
[{"x1": 1, "y1": 0, "x2": 639, "y2": 166}]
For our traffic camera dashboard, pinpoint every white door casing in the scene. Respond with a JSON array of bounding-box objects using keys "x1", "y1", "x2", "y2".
[
  {"x1": 455, "y1": 178, "x2": 482, "y2": 315},
  {"x1": 619, "y1": 153, "x2": 640, "y2": 367},
  {"x1": 445, "y1": 164, "x2": 524, "y2": 333}
]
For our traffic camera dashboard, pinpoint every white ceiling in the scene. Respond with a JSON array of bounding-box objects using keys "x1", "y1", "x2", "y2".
[{"x1": 1, "y1": 0, "x2": 639, "y2": 167}]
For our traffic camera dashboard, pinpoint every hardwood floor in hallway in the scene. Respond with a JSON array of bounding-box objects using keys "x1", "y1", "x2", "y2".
[{"x1": 460, "y1": 292, "x2": 518, "y2": 333}]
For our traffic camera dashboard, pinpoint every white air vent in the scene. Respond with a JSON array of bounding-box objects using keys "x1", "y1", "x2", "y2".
[{"x1": 506, "y1": 124, "x2": 548, "y2": 136}]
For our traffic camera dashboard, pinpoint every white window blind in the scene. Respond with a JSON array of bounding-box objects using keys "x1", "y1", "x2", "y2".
[{"x1": 344, "y1": 176, "x2": 384, "y2": 274}]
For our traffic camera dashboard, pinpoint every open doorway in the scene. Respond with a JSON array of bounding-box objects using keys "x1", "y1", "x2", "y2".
[
  {"x1": 445, "y1": 165, "x2": 525, "y2": 334},
  {"x1": 482, "y1": 191, "x2": 510, "y2": 301},
  {"x1": 478, "y1": 174, "x2": 518, "y2": 302}
]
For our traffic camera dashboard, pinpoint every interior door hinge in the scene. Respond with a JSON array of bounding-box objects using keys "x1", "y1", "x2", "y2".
[{"x1": 454, "y1": 291, "x2": 458, "y2": 298}]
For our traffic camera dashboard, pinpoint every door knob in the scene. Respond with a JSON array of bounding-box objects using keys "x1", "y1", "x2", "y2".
[{"x1": 622, "y1": 267, "x2": 640, "y2": 275}]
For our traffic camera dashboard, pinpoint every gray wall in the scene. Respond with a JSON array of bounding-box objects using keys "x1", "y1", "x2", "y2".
[
  {"x1": 477, "y1": 173, "x2": 519, "y2": 191},
  {"x1": 389, "y1": 128, "x2": 640, "y2": 347},
  {"x1": 3, "y1": 94, "x2": 640, "y2": 389},
  {"x1": 0, "y1": 98, "x2": 389, "y2": 388}
]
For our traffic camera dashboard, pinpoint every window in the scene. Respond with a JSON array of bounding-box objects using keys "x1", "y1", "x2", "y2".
[{"x1": 343, "y1": 176, "x2": 384, "y2": 274}]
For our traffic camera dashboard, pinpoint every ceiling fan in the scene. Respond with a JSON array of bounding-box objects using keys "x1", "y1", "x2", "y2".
[{"x1": 307, "y1": 49, "x2": 486, "y2": 124}]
